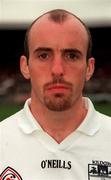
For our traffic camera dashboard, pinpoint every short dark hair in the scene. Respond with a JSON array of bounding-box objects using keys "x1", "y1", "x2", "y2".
[{"x1": 24, "y1": 9, "x2": 92, "y2": 61}]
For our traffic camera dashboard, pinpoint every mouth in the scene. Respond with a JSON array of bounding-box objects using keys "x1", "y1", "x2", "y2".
[{"x1": 46, "y1": 84, "x2": 71, "y2": 94}]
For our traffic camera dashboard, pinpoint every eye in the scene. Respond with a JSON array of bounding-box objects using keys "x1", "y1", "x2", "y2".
[
  {"x1": 67, "y1": 52, "x2": 77, "y2": 59},
  {"x1": 38, "y1": 52, "x2": 49, "y2": 60},
  {"x1": 64, "y1": 51, "x2": 78, "y2": 62}
]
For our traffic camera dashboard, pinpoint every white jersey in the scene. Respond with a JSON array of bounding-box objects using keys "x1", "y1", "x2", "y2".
[{"x1": 0, "y1": 98, "x2": 111, "y2": 180}]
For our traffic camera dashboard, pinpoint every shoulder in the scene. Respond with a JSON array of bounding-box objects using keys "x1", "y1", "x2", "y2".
[
  {"x1": 97, "y1": 111, "x2": 111, "y2": 122},
  {"x1": 0, "y1": 109, "x2": 24, "y2": 130},
  {"x1": 86, "y1": 97, "x2": 111, "y2": 130},
  {"x1": 0, "y1": 109, "x2": 25, "y2": 147},
  {"x1": 96, "y1": 111, "x2": 111, "y2": 133},
  {"x1": 0, "y1": 99, "x2": 31, "y2": 129}
]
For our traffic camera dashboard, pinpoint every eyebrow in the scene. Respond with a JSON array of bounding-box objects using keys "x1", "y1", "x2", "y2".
[
  {"x1": 62, "y1": 48, "x2": 82, "y2": 55},
  {"x1": 33, "y1": 47, "x2": 82, "y2": 55},
  {"x1": 33, "y1": 47, "x2": 52, "y2": 54}
]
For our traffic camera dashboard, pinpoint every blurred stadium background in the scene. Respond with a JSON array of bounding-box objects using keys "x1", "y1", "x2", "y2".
[{"x1": 0, "y1": 0, "x2": 111, "y2": 121}]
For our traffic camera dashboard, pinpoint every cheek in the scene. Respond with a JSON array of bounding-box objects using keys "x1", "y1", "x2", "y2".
[
  {"x1": 29, "y1": 67, "x2": 49, "y2": 93},
  {"x1": 71, "y1": 69, "x2": 86, "y2": 93},
  {"x1": 30, "y1": 74, "x2": 44, "y2": 99},
  {"x1": 30, "y1": 71, "x2": 43, "y2": 87},
  {"x1": 77, "y1": 68, "x2": 87, "y2": 85},
  {"x1": 29, "y1": 62, "x2": 51, "y2": 81},
  {"x1": 66, "y1": 65, "x2": 87, "y2": 82}
]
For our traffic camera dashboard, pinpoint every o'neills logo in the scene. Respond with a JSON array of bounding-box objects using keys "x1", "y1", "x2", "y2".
[{"x1": 41, "y1": 159, "x2": 72, "y2": 170}]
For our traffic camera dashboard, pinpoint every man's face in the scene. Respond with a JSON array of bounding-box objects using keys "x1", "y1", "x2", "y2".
[{"x1": 20, "y1": 16, "x2": 94, "y2": 111}]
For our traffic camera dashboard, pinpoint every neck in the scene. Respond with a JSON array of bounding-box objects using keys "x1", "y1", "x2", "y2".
[{"x1": 29, "y1": 97, "x2": 87, "y2": 143}]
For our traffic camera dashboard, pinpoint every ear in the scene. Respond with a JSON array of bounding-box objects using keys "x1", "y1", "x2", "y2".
[
  {"x1": 20, "y1": 55, "x2": 30, "y2": 79},
  {"x1": 86, "y1": 57, "x2": 95, "y2": 81}
]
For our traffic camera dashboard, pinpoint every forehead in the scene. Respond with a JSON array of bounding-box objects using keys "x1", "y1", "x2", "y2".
[{"x1": 28, "y1": 14, "x2": 88, "y2": 48}]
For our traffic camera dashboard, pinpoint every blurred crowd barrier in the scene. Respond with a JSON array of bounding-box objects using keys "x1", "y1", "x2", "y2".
[
  {"x1": 85, "y1": 79, "x2": 111, "y2": 103},
  {"x1": 0, "y1": 70, "x2": 111, "y2": 105},
  {"x1": 0, "y1": 72, "x2": 30, "y2": 105}
]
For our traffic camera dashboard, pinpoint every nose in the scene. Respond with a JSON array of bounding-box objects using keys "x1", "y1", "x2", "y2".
[{"x1": 51, "y1": 56, "x2": 65, "y2": 77}]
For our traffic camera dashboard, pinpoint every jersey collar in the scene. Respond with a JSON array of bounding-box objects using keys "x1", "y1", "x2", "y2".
[
  {"x1": 18, "y1": 98, "x2": 43, "y2": 134},
  {"x1": 77, "y1": 98, "x2": 101, "y2": 136},
  {"x1": 18, "y1": 98, "x2": 101, "y2": 136}
]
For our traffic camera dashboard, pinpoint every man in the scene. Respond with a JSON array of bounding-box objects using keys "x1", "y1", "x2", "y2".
[{"x1": 0, "y1": 9, "x2": 111, "y2": 180}]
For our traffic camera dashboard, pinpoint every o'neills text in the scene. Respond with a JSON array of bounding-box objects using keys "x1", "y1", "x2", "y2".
[{"x1": 41, "y1": 159, "x2": 72, "y2": 170}]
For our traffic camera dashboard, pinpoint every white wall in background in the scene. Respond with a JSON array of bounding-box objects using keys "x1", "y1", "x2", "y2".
[{"x1": 0, "y1": 0, "x2": 111, "y2": 28}]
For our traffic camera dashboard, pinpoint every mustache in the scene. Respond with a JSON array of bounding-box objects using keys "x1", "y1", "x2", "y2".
[{"x1": 44, "y1": 76, "x2": 72, "y2": 89}]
